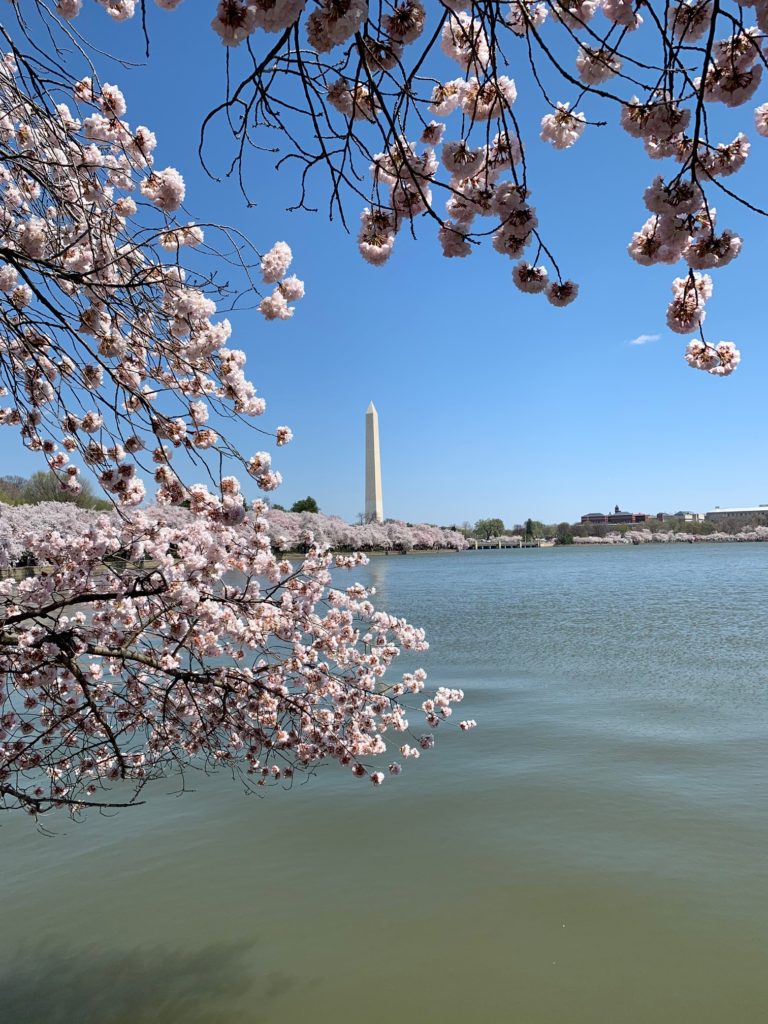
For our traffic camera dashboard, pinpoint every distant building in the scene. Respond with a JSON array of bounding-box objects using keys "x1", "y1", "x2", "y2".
[
  {"x1": 581, "y1": 504, "x2": 648, "y2": 525},
  {"x1": 674, "y1": 511, "x2": 706, "y2": 523},
  {"x1": 705, "y1": 505, "x2": 768, "y2": 524}
]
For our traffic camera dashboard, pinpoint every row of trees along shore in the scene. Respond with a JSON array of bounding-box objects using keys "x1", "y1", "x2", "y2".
[
  {"x1": 0, "y1": 492, "x2": 468, "y2": 568},
  {"x1": 3, "y1": 0, "x2": 768, "y2": 815},
  {"x1": 572, "y1": 526, "x2": 768, "y2": 542},
  {"x1": 462, "y1": 515, "x2": 768, "y2": 543}
]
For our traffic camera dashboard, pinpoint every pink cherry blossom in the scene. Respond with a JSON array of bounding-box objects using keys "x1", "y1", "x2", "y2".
[
  {"x1": 540, "y1": 103, "x2": 586, "y2": 150},
  {"x1": 546, "y1": 280, "x2": 579, "y2": 306}
]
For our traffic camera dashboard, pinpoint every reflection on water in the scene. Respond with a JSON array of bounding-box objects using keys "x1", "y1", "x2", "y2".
[
  {"x1": 0, "y1": 943, "x2": 291, "y2": 1024},
  {"x1": 2, "y1": 545, "x2": 767, "y2": 1023}
]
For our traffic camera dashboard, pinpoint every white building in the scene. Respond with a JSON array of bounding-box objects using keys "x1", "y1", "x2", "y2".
[{"x1": 705, "y1": 505, "x2": 768, "y2": 523}]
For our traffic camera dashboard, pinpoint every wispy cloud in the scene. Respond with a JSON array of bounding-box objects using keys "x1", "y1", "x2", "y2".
[{"x1": 628, "y1": 333, "x2": 661, "y2": 346}]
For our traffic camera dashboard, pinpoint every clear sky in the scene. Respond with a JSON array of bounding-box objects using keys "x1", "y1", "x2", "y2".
[{"x1": 5, "y1": 6, "x2": 767, "y2": 526}]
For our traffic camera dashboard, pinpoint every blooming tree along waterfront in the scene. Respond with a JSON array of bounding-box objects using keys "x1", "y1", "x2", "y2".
[
  {"x1": 0, "y1": 502, "x2": 467, "y2": 566},
  {"x1": 0, "y1": 8, "x2": 473, "y2": 817}
]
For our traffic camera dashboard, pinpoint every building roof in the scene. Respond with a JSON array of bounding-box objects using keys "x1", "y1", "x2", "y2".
[{"x1": 707, "y1": 506, "x2": 768, "y2": 514}]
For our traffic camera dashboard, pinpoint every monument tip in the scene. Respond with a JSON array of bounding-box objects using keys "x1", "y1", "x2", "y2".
[{"x1": 366, "y1": 401, "x2": 377, "y2": 414}]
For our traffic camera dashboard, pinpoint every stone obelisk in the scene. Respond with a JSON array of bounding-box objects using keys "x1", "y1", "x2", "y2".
[{"x1": 365, "y1": 401, "x2": 384, "y2": 523}]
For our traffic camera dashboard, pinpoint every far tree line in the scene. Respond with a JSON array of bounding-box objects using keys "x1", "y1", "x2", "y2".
[
  {"x1": 0, "y1": 476, "x2": 324, "y2": 517},
  {"x1": 462, "y1": 518, "x2": 547, "y2": 541},
  {"x1": 7, "y1": 480, "x2": 764, "y2": 542},
  {"x1": 462, "y1": 515, "x2": 768, "y2": 543},
  {"x1": 271, "y1": 496, "x2": 320, "y2": 515},
  {"x1": 0, "y1": 473, "x2": 112, "y2": 511}
]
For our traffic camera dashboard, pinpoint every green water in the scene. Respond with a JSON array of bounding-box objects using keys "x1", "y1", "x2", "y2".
[{"x1": 2, "y1": 545, "x2": 767, "y2": 1023}]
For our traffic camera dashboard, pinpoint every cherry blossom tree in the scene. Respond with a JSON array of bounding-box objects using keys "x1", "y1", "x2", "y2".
[
  {"x1": 3, "y1": 0, "x2": 765, "y2": 816},
  {"x1": 27, "y1": 0, "x2": 768, "y2": 376},
  {"x1": 0, "y1": 15, "x2": 471, "y2": 818},
  {"x1": 0, "y1": 501, "x2": 472, "y2": 816}
]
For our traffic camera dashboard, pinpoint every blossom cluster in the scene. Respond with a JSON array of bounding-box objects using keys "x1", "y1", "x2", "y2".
[
  {"x1": 258, "y1": 242, "x2": 305, "y2": 320},
  {"x1": 0, "y1": 500, "x2": 466, "y2": 815},
  {"x1": 0, "y1": 29, "x2": 460, "y2": 816},
  {"x1": 48, "y1": 0, "x2": 768, "y2": 373}
]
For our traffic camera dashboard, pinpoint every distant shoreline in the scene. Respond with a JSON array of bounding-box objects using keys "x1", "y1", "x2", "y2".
[
  {"x1": 282, "y1": 548, "x2": 462, "y2": 558},
  {"x1": 6, "y1": 538, "x2": 766, "y2": 580},
  {"x1": 0, "y1": 549, "x2": 462, "y2": 579}
]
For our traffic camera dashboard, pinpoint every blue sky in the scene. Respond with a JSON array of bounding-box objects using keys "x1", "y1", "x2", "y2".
[{"x1": 5, "y1": 5, "x2": 767, "y2": 526}]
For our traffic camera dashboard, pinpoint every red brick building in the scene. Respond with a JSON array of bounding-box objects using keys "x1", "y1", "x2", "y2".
[{"x1": 581, "y1": 505, "x2": 648, "y2": 526}]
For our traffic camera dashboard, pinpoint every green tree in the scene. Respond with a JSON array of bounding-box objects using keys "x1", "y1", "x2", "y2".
[
  {"x1": 0, "y1": 472, "x2": 111, "y2": 510},
  {"x1": 22, "y1": 471, "x2": 111, "y2": 510},
  {"x1": 524, "y1": 519, "x2": 546, "y2": 540},
  {"x1": 0, "y1": 475, "x2": 27, "y2": 503},
  {"x1": 474, "y1": 518, "x2": 505, "y2": 540},
  {"x1": 555, "y1": 522, "x2": 574, "y2": 545},
  {"x1": 290, "y1": 496, "x2": 319, "y2": 514}
]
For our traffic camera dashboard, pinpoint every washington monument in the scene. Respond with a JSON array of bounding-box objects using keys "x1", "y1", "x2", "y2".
[{"x1": 365, "y1": 402, "x2": 384, "y2": 522}]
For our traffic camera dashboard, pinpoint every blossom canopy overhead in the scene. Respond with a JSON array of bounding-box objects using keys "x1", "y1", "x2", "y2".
[{"x1": 31, "y1": 0, "x2": 768, "y2": 376}]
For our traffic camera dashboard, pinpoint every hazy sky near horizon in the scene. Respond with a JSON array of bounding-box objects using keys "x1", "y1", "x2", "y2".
[{"x1": 4, "y1": 6, "x2": 766, "y2": 526}]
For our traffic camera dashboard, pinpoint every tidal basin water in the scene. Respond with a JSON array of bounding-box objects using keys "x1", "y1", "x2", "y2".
[{"x1": 2, "y1": 544, "x2": 768, "y2": 1023}]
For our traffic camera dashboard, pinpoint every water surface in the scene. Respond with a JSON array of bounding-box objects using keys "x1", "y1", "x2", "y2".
[{"x1": 2, "y1": 545, "x2": 767, "y2": 1023}]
